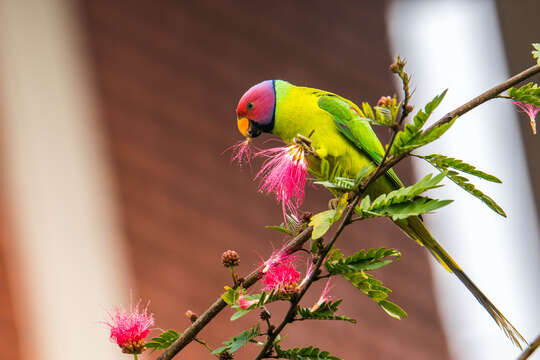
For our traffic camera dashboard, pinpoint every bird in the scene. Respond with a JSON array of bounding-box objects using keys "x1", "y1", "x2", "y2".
[{"x1": 235, "y1": 79, "x2": 527, "y2": 349}]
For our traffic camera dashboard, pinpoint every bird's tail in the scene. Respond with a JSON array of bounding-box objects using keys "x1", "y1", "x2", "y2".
[{"x1": 396, "y1": 216, "x2": 528, "y2": 350}]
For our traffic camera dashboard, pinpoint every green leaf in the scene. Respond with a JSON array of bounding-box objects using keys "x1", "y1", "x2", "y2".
[
  {"x1": 275, "y1": 344, "x2": 341, "y2": 360},
  {"x1": 145, "y1": 329, "x2": 181, "y2": 350},
  {"x1": 211, "y1": 325, "x2": 261, "y2": 354},
  {"x1": 341, "y1": 270, "x2": 406, "y2": 320},
  {"x1": 446, "y1": 171, "x2": 506, "y2": 217},
  {"x1": 532, "y1": 43, "x2": 540, "y2": 65},
  {"x1": 309, "y1": 193, "x2": 348, "y2": 240},
  {"x1": 296, "y1": 299, "x2": 356, "y2": 323},
  {"x1": 398, "y1": 116, "x2": 457, "y2": 152},
  {"x1": 324, "y1": 247, "x2": 401, "y2": 275},
  {"x1": 355, "y1": 172, "x2": 449, "y2": 221},
  {"x1": 221, "y1": 286, "x2": 239, "y2": 305},
  {"x1": 419, "y1": 155, "x2": 506, "y2": 217},
  {"x1": 365, "y1": 197, "x2": 453, "y2": 220},
  {"x1": 265, "y1": 224, "x2": 293, "y2": 236},
  {"x1": 309, "y1": 210, "x2": 337, "y2": 239},
  {"x1": 421, "y1": 154, "x2": 502, "y2": 183},
  {"x1": 379, "y1": 300, "x2": 408, "y2": 320},
  {"x1": 314, "y1": 177, "x2": 355, "y2": 191},
  {"x1": 391, "y1": 89, "x2": 448, "y2": 155},
  {"x1": 508, "y1": 82, "x2": 540, "y2": 107}
]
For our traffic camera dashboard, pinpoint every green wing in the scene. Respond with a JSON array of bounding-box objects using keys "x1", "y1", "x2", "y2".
[{"x1": 317, "y1": 94, "x2": 403, "y2": 189}]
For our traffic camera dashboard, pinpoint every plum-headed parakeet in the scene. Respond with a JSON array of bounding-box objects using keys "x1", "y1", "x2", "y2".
[{"x1": 234, "y1": 80, "x2": 526, "y2": 348}]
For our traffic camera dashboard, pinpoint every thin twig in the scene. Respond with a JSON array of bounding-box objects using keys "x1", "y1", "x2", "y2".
[
  {"x1": 156, "y1": 227, "x2": 313, "y2": 360},
  {"x1": 424, "y1": 64, "x2": 540, "y2": 133},
  {"x1": 517, "y1": 334, "x2": 540, "y2": 360}
]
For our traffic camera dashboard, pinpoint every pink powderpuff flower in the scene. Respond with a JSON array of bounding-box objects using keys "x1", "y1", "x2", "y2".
[
  {"x1": 229, "y1": 138, "x2": 255, "y2": 167},
  {"x1": 104, "y1": 300, "x2": 154, "y2": 354},
  {"x1": 310, "y1": 279, "x2": 333, "y2": 312},
  {"x1": 255, "y1": 144, "x2": 308, "y2": 218},
  {"x1": 262, "y1": 256, "x2": 301, "y2": 293},
  {"x1": 261, "y1": 246, "x2": 295, "y2": 274},
  {"x1": 513, "y1": 101, "x2": 539, "y2": 134},
  {"x1": 237, "y1": 293, "x2": 256, "y2": 310}
]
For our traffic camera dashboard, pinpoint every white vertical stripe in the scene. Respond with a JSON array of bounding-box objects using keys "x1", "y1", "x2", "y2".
[
  {"x1": 387, "y1": 1, "x2": 540, "y2": 359},
  {"x1": 0, "y1": 0, "x2": 132, "y2": 359}
]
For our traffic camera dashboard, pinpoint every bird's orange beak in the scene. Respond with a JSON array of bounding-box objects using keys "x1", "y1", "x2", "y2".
[{"x1": 237, "y1": 117, "x2": 250, "y2": 138}]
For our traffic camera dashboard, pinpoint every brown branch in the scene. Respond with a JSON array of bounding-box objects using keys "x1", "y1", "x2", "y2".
[
  {"x1": 424, "y1": 64, "x2": 540, "y2": 133},
  {"x1": 156, "y1": 226, "x2": 313, "y2": 360},
  {"x1": 517, "y1": 334, "x2": 540, "y2": 360}
]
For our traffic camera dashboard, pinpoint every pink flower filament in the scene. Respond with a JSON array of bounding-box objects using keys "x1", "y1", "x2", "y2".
[
  {"x1": 229, "y1": 139, "x2": 255, "y2": 167},
  {"x1": 310, "y1": 279, "x2": 333, "y2": 312},
  {"x1": 255, "y1": 144, "x2": 308, "y2": 216},
  {"x1": 262, "y1": 255, "x2": 301, "y2": 293},
  {"x1": 513, "y1": 101, "x2": 539, "y2": 134}
]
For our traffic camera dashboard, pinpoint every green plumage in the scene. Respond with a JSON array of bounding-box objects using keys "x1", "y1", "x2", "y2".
[{"x1": 271, "y1": 80, "x2": 526, "y2": 348}]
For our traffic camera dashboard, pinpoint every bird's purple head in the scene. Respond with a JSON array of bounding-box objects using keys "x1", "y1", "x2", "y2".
[{"x1": 236, "y1": 80, "x2": 276, "y2": 138}]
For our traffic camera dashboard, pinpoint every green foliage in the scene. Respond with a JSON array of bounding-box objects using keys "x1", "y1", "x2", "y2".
[
  {"x1": 420, "y1": 154, "x2": 506, "y2": 217},
  {"x1": 447, "y1": 171, "x2": 506, "y2": 217},
  {"x1": 314, "y1": 177, "x2": 355, "y2": 191},
  {"x1": 296, "y1": 299, "x2": 356, "y2": 323},
  {"x1": 359, "y1": 97, "x2": 400, "y2": 126},
  {"x1": 212, "y1": 325, "x2": 261, "y2": 355},
  {"x1": 343, "y1": 271, "x2": 407, "y2": 320},
  {"x1": 355, "y1": 172, "x2": 452, "y2": 220},
  {"x1": 324, "y1": 248, "x2": 401, "y2": 274},
  {"x1": 390, "y1": 90, "x2": 457, "y2": 155},
  {"x1": 309, "y1": 194, "x2": 348, "y2": 239},
  {"x1": 508, "y1": 82, "x2": 540, "y2": 107},
  {"x1": 532, "y1": 43, "x2": 540, "y2": 65},
  {"x1": 145, "y1": 329, "x2": 181, "y2": 350},
  {"x1": 266, "y1": 214, "x2": 302, "y2": 236},
  {"x1": 379, "y1": 300, "x2": 408, "y2": 320},
  {"x1": 223, "y1": 287, "x2": 283, "y2": 320},
  {"x1": 275, "y1": 345, "x2": 341, "y2": 360},
  {"x1": 314, "y1": 165, "x2": 373, "y2": 191},
  {"x1": 362, "y1": 197, "x2": 453, "y2": 220},
  {"x1": 316, "y1": 158, "x2": 346, "y2": 184},
  {"x1": 421, "y1": 154, "x2": 501, "y2": 183}
]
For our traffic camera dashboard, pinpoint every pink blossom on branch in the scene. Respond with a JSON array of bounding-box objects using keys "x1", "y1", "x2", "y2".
[
  {"x1": 262, "y1": 256, "x2": 301, "y2": 294},
  {"x1": 513, "y1": 101, "x2": 539, "y2": 134},
  {"x1": 237, "y1": 293, "x2": 257, "y2": 310},
  {"x1": 104, "y1": 300, "x2": 154, "y2": 354},
  {"x1": 255, "y1": 144, "x2": 308, "y2": 217}
]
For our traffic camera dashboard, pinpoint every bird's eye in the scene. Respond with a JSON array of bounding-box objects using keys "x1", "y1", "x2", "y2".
[{"x1": 247, "y1": 102, "x2": 254, "y2": 110}]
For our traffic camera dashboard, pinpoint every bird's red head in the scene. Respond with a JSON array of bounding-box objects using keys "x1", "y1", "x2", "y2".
[{"x1": 236, "y1": 80, "x2": 276, "y2": 138}]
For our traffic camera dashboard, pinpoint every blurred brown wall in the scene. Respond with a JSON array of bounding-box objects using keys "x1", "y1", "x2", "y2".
[{"x1": 78, "y1": 1, "x2": 450, "y2": 359}]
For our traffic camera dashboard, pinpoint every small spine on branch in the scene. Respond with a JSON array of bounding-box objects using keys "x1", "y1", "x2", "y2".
[{"x1": 185, "y1": 310, "x2": 198, "y2": 323}]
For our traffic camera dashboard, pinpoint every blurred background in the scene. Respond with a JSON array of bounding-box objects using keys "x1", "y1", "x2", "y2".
[{"x1": 0, "y1": 0, "x2": 538, "y2": 359}]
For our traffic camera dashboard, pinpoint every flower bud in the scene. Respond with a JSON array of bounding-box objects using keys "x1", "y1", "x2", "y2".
[
  {"x1": 377, "y1": 96, "x2": 393, "y2": 108},
  {"x1": 185, "y1": 310, "x2": 198, "y2": 323},
  {"x1": 222, "y1": 250, "x2": 240, "y2": 267}
]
